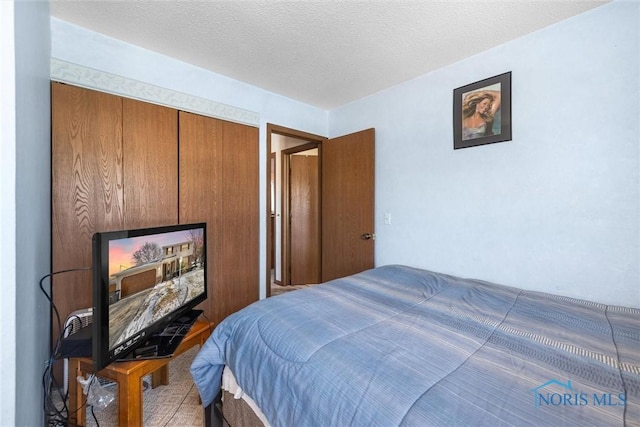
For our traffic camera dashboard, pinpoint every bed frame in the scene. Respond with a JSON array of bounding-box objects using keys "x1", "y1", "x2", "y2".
[
  {"x1": 204, "y1": 391, "x2": 223, "y2": 427},
  {"x1": 205, "y1": 390, "x2": 264, "y2": 427}
]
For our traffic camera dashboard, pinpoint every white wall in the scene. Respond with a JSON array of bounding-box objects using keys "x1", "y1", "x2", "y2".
[
  {"x1": 0, "y1": 2, "x2": 17, "y2": 425},
  {"x1": 2, "y1": 1, "x2": 52, "y2": 426},
  {"x1": 330, "y1": 1, "x2": 639, "y2": 307}
]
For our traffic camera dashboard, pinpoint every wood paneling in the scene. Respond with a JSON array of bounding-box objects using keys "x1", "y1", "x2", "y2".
[
  {"x1": 218, "y1": 120, "x2": 259, "y2": 318},
  {"x1": 178, "y1": 112, "x2": 223, "y2": 322},
  {"x1": 179, "y1": 112, "x2": 259, "y2": 324},
  {"x1": 52, "y1": 82, "x2": 124, "y2": 339},
  {"x1": 53, "y1": 83, "x2": 259, "y2": 350},
  {"x1": 123, "y1": 98, "x2": 178, "y2": 229},
  {"x1": 52, "y1": 84, "x2": 182, "y2": 334}
]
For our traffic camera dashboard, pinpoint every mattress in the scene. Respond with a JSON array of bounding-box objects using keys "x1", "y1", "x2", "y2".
[{"x1": 191, "y1": 265, "x2": 640, "y2": 426}]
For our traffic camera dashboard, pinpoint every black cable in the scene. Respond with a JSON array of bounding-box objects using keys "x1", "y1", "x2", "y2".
[
  {"x1": 80, "y1": 374, "x2": 100, "y2": 427},
  {"x1": 39, "y1": 267, "x2": 92, "y2": 426},
  {"x1": 89, "y1": 404, "x2": 100, "y2": 427},
  {"x1": 39, "y1": 267, "x2": 92, "y2": 348},
  {"x1": 46, "y1": 318, "x2": 84, "y2": 418},
  {"x1": 43, "y1": 319, "x2": 93, "y2": 426},
  {"x1": 162, "y1": 383, "x2": 196, "y2": 427}
]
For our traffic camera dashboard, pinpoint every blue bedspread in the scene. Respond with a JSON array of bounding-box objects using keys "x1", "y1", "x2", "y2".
[{"x1": 191, "y1": 265, "x2": 639, "y2": 426}]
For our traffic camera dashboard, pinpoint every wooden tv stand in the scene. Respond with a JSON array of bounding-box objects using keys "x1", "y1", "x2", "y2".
[{"x1": 68, "y1": 319, "x2": 213, "y2": 426}]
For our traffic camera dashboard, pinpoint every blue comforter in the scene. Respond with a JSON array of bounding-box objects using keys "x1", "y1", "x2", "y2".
[{"x1": 191, "y1": 265, "x2": 639, "y2": 426}]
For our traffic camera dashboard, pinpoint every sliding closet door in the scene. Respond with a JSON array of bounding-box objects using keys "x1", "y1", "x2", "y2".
[
  {"x1": 219, "y1": 119, "x2": 260, "y2": 317},
  {"x1": 179, "y1": 112, "x2": 259, "y2": 324},
  {"x1": 178, "y1": 112, "x2": 222, "y2": 322},
  {"x1": 122, "y1": 98, "x2": 178, "y2": 229},
  {"x1": 52, "y1": 83, "x2": 124, "y2": 342},
  {"x1": 52, "y1": 83, "x2": 180, "y2": 351}
]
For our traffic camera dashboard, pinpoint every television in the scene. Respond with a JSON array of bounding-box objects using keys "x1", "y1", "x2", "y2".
[{"x1": 92, "y1": 222, "x2": 207, "y2": 371}]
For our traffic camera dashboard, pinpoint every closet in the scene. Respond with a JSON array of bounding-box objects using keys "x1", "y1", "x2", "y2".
[{"x1": 51, "y1": 82, "x2": 259, "y2": 345}]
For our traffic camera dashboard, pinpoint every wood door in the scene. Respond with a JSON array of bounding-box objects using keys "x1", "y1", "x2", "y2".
[
  {"x1": 179, "y1": 111, "x2": 222, "y2": 323},
  {"x1": 219, "y1": 119, "x2": 259, "y2": 318},
  {"x1": 52, "y1": 82, "x2": 124, "y2": 342},
  {"x1": 322, "y1": 128, "x2": 375, "y2": 282},
  {"x1": 122, "y1": 98, "x2": 178, "y2": 229},
  {"x1": 290, "y1": 154, "x2": 320, "y2": 285},
  {"x1": 179, "y1": 112, "x2": 259, "y2": 324},
  {"x1": 52, "y1": 83, "x2": 180, "y2": 386}
]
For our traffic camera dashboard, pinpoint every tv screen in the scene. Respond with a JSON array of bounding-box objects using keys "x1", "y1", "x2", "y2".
[{"x1": 92, "y1": 222, "x2": 207, "y2": 371}]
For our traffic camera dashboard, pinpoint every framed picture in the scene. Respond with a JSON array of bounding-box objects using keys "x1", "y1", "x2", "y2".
[{"x1": 453, "y1": 72, "x2": 511, "y2": 149}]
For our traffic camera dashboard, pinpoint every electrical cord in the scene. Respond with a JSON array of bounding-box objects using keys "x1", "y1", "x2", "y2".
[
  {"x1": 43, "y1": 321, "x2": 72, "y2": 425},
  {"x1": 44, "y1": 314, "x2": 93, "y2": 425},
  {"x1": 89, "y1": 404, "x2": 100, "y2": 427},
  {"x1": 39, "y1": 267, "x2": 92, "y2": 347},
  {"x1": 39, "y1": 267, "x2": 92, "y2": 426},
  {"x1": 162, "y1": 383, "x2": 195, "y2": 427}
]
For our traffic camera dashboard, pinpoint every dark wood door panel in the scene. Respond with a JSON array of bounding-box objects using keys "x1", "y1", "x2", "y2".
[
  {"x1": 322, "y1": 128, "x2": 375, "y2": 282},
  {"x1": 290, "y1": 155, "x2": 320, "y2": 285},
  {"x1": 179, "y1": 112, "x2": 259, "y2": 324},
  {"x1": 218, "y1": 120, "x2": 260, "y2": 318},
  {"x1": 178, "y1": 111, "x2": 223, "y2": 322},
  {"x1": 123, "y1": 98, "x2": 179, "y2": 229},
  {"x1": 52, "y1": 82, "x2": 125, "y2": 337}
]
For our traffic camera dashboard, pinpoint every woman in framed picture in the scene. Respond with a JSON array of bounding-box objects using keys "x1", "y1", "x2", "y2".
[{"x1": 461, "y1": 89, "x2": 501, "y2": 140}]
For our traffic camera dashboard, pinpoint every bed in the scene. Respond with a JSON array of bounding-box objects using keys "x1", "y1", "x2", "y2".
[{"x1": 190, "y1": 265, "x2": 639, "y2": 426}]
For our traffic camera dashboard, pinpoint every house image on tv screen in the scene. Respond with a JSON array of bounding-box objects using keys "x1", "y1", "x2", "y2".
[
  {"x1": 107, "y1": 234, "x2": 205, "y2": 349},
  {"x1": 110, "y1": 240, "x2": 198, "y2": 300}
]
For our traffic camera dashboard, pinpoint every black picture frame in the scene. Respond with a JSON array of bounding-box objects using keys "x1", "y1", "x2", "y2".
[{"x1": 453, "y1": 72, "x2": 511, "y2": 149}]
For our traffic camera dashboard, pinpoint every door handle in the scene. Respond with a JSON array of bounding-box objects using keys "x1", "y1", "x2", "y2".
[{"x1": 361, "y1": 233, "x2": 374, "y2": 240}]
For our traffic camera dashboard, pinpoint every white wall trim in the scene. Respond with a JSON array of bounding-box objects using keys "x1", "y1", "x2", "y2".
[
  {"x1": 0, "y1": 1, "x2": 17, "y2": 425},
  {"x1": 50, "y1": 58, "x2": 260, "y2": 127}
]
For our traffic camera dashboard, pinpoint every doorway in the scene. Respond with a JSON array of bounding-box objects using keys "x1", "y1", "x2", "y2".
[
  {"x1": 266, "y1": 125, "x2": 376, "y2": 297},
  {"x1": 266, "y1": 125, "x2": 326, "y2": 296}
]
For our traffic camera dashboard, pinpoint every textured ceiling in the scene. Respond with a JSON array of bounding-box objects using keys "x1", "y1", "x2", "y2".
[{"x1": 50, "y1": 1, "x2": 608, "y2": 109}]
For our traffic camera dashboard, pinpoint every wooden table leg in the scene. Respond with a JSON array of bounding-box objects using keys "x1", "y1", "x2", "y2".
[
  {"x1": 119, "y1": 372, "x2": 143, "y2": 426},
  {"x1": 151, "y1": 365, "x2": 169, "y2": 388},
  {"x1": 67, "y1": 320, "x2": 212, "y2": 426},
  {"x1": 68, "y1": 359, "x2": 87, "y2": 426}
]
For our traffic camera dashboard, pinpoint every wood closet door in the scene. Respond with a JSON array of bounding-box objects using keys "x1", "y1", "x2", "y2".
[
  {"x1": 179, "y1": 112, "x2": 259, "y2": 324},
  {"x1": 178, "y1": 112, "x2": 222, "y2": 322},
  {"x1": 220, "y1": 119, "x2": 260, "y2": 317},
  {"x1": 122, "y1": 98, "x2": 178, "y2": 228},
  {"x1": 52, "y1": 83, "x2": 124, "y2": 339},
  {"x1": 52, "y1": 83, "x2": 179, "y2": 341}
]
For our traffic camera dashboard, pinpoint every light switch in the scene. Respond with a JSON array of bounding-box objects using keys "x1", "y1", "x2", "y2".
[{"x1": 384, "y1": 213, "x2": 392, "y2": 225}]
